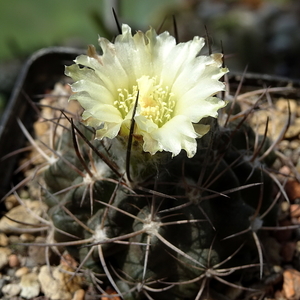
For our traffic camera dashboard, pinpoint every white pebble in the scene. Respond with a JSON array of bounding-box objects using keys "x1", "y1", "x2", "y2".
[
  {"x1": 20, "y1": 272, "x2": 40, "y2": 299},
  {"x1": 2, "y1": 283, "x2": 21, "y2": 296}
]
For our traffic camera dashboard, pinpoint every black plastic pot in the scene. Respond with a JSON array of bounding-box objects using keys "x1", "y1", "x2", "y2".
[
  {"x1": 0, "y1": 47, "x2": 83, "y2": 201},
  {"x1": 0, "y1": 46, "x2": 299, "y2": 203}
]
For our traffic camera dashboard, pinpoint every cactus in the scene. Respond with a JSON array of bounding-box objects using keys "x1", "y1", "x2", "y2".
[{"x1": 5, "y1": 24, "x2": 289, "y2": 300}]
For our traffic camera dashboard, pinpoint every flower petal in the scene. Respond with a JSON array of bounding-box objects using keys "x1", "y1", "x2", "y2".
[
  {"x1": 66, "y1": 24, "x2": 229, "y2": 158},
  {"x1": 142, "y1": 115, "x2": 200, "y2": 157},
  {"x1": 176, "y1": 96, "x2": 227, "y2": 123},
  {"x1": 134, "y1": 114, "x2": 158, "y2": 134}
]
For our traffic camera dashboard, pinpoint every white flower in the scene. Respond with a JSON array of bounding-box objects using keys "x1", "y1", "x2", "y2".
[{"x1": 65, "y1": 24, "x2": 228, "y2": 158}]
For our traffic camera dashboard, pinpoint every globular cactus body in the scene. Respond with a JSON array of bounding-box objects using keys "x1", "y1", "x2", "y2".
[
  {"x1": 39, "y1": 113, "x2": 275, "y2": 299},
  {"x1": 10, "y1": 23, "x2": 281, "y2": 300}
]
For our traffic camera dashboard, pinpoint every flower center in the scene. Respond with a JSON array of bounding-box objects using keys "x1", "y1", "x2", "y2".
[{"x1": 115, "y1": 76, "x2": 175, "y2": 127}]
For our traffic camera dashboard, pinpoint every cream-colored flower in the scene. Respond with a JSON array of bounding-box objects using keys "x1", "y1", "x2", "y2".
[{"x1": 65, "y1": 24, "x2": 228, "y2": 158}]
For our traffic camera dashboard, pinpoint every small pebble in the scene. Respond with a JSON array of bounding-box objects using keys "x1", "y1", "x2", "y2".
[
  {"x1": 283, "y1": 149, "x2": 293, "y2": 159},
  {"x1": 72, "y1": 289, "x2": 85, "y2": 300},
  {"x1": 2, "y1": 283, "x2": 21, "y2": 297},
  {"x1": 290, "y1": 140, "x2": 300, "y2": 150},
  {"x1": 286, "y1": 119, "x2": 300, "y2": 139},
  {"x1": 281, "y1": 201, "x2": 290, "y2": 213},
  {"x1": 0, "y1": 278, "x2": 7, "y2": 292},
  {"x1": 282, "y1": 269, "x2": 300, "y2": 299},
  {"x1": 273, "y1": 265, "x2": 283, "y2": 273},
  {"x1": 19, "y1": 233, "x2": 35, "y2": 242},
  {"x1": 272, "y1": 158, "x2": 282, "y2": 171},
  {"x1": 20, "y1": 272, "x2": 40, "y2": 299},
  {"x1": 60, "y1": 252, "x2": 78, "y2": 268},
  {"x1": 8, "y1": 254, "x2": 20, "y2": 268},
  {"x1": 4, "y1": 194, "x2": 18, "y2": 210},
  {"x1": 15, "y1": 267, "x2": 30, "y2": 278},
  {"x1": 38, "y1": 265, "x2": 72, "y2": 300},
  {"x1": 28, "y1": 238, "x2": 47, "y2": 266},
  {"x1": 0, "y1": 200, "x2": 47, "y2": 234},
  {"x1": 279, "y1": 165, "x2": 291, "y2": 176},
  {"x1": 292, "y1": 149, "x2": 300, "y2": 164},
  {"x1": 276, "y1": 98, "x2": 297, "y2": 112},
  {"x1": 296, "y1": 241, "x2": 300, "y2": 253},
  {"x1": 33, "y1": 121, "x2": 48, "y2": 137},
  {"x1": 290, "y1": 204, "x2": 300, "y2": 218},
  {"x1": 19, "y1": 189, "x2": 30, "y2": 199},
  {"x1": 101, "y1": 287, "x2": 121, "y2": 300},
  {"x1": 0, "y1": 233, "x2": 8, "y2": 247},
  {"x1": 8, "y1": 235, "x2": 19, "y2": 244},
  {"x1": 7, "y1": 236, "x2": 27, "y2": 256},
  {"x1": 278, "y1": 140, "x2": 289, "y2": 151},
  {"x1": 0, "y1": 247, "x2": 11, "y2": 270},
  {"x1": 285, "y1": 180, "x2": 300, "y2": 201}
]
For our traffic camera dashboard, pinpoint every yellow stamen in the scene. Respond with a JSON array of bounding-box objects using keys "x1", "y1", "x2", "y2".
[{"x1": 114, "y1": 76, "x2": 175, "y2": 127}]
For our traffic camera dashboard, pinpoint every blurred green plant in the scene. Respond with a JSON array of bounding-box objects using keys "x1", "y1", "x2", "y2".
[{"x1": 0, "y1": 0, "x2": 176, "y2": 118}]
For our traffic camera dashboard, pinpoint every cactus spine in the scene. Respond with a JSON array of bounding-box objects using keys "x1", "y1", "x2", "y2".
[{"x1": 9, "y1": 24, "x2": 283, "y2": 300}]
